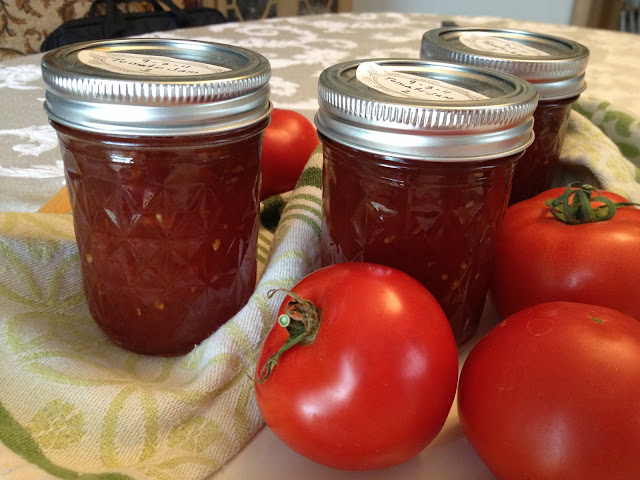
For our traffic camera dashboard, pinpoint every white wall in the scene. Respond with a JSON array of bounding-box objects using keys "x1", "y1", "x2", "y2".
[{"x1": 352, "y1": 0, "x2": 575, "y2": 25}]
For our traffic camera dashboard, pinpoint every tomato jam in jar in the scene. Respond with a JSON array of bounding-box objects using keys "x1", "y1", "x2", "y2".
[
  {"x1": 41, "y1": 39, "x2": 272, "y2": 355},
  {"x1": 421, "y1": 28, "x2": 589, "y2": 204},
  {"x1": 315, "y1": 59, "x2": 537, "y2": 345}
]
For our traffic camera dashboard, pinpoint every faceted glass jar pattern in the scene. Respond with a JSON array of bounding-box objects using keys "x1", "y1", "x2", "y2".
[
  {"x1": 52, "y1": 121, "x2": 266, "y2": 355},
  {"x1": 320, "y1": 135, "x2": 521, "y2": 346}
]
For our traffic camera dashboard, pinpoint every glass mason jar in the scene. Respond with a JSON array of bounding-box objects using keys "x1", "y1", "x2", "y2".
[
  {"x1": 421, "y1": 27, "x2": 589, "y2": 204},
  {"x1": 41, "y1": 39, "x2": 272, "y2": 356},
  {"x1": 315, "y1": 59, "x2": 538, "y2": 345}
]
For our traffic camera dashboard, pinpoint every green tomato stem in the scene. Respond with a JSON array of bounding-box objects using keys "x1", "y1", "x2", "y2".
[
  {"x1": 255, "y1": 289, "x2": 321, "y2": 383},
  {"x1": 544, "y1": 182, "x2": 639, "y2": 224}
]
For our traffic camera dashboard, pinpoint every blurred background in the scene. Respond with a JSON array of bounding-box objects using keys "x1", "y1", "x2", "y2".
[
  {"x1": 1, "y1": 0, "x2": 637, "y2": 61},
  {"x1": 198, "y1": 0, "x2": 638, "y2": 30}
]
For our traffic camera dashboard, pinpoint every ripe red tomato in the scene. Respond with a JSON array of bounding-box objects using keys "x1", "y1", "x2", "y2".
[
  {"x1": 260, "y1": 108, "x2": 319, "y2": 199},
  {"x1": 491, "y1": 184, "x2": 640, "y2": 320},
  {"x1": 458, "y1": 301, "x2": 640, "y2": 480},
  {"x1": 254, "y1": 262, "x2": 459, "y2": 471}
]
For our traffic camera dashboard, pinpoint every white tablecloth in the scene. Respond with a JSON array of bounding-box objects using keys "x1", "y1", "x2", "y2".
[{"x1": 1, "y1": 12, "x2": 639, "y2": 213}]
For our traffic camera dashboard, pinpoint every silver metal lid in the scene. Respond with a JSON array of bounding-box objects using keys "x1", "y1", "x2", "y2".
[
  {"x1": 315, "y1": 59, "x2": 538, "y2": 161},
  {"x1": 42, "y1": 38, "x2": 272, "y2": 135},
  {"x1": 420, "y1": 28, "x2": 589, "y2": 100}
]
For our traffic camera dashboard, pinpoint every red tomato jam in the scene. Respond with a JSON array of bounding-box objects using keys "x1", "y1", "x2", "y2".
[
  {"x1": 320, "y1": 135, "x2": 521, "y2": 345},
  {"x1": 509, "y1": 96, "x2": 577, "y2": 205},
  {"x1": 52, "y1": 120, "x2": 266, "y2": 355}
]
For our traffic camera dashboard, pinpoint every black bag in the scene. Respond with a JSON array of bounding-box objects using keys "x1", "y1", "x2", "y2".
[{"x1": 41, "y1": 0, "x2": 227, "y2": 52}]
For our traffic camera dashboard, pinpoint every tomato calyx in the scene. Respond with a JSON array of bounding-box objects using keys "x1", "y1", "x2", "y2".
[
  {"x1": 255, "y1": 289, "x2": 321, "y2": 383},
  {"x1": 545, "y1": 182, "x2": 639, "y2": 224}
]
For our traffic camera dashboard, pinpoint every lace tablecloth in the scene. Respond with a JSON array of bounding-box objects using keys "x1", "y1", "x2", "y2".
[{"x1": 1, "y1": 12, "x2": 639, "y2": 212}]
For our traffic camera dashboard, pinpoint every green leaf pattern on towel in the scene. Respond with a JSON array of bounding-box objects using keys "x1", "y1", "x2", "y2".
[
  {"x1": 168, "y1": 417, "x2": 222, "y2": 453},
  {"x1": 28, "y1": 400, "x2": 85, "y2": 450},
  {"x1": 557, "y1": 98, "x2": 640, "y2": 203},
  {"x1": 572, "y1": 98, "x2": 640, "y2": 167}
]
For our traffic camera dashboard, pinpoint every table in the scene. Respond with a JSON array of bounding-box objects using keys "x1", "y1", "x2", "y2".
[
  {"x1": 1, "y1": 12, "x2": 639, "y2": 213},
  {"x1": 0, "y1": 12, "x2": 638, "y2": 480}
]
